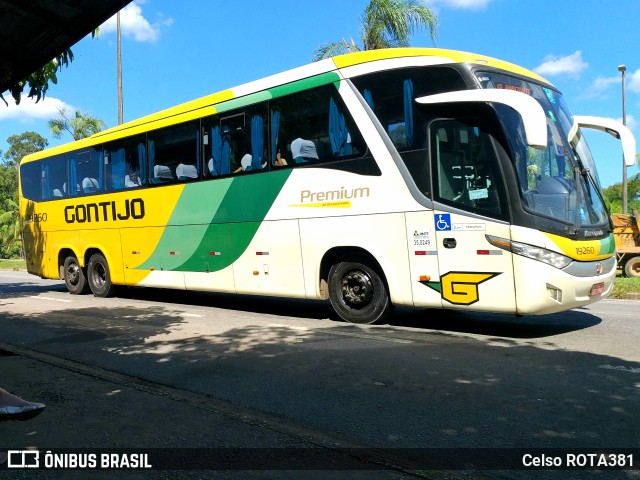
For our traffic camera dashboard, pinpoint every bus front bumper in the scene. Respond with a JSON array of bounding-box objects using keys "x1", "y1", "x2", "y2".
[{"x1": 513, "y1": 255, "x2": 616, "y2": 315}]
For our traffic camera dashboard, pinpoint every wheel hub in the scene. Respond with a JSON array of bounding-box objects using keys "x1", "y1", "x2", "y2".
[
  {"x1": 341, "y1": 270, "x2": 373, "y2": 307},
  {"x1": 67, "y1": 264, "x2": 80, "y2": 285}
]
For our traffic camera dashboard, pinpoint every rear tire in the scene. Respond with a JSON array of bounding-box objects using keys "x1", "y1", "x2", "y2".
[
  {"x1": 63, "y1": 256, "x2": 90, "y2": 295},
  {"x1": 328, "y1": 257, "x2": 391, "y2": 324},
  {"x1": 624, "y1": 256, "x2": 640, "y2": 278},
  {"x1": 87, "y1": 253, "x2": 115, "y2": 297}
]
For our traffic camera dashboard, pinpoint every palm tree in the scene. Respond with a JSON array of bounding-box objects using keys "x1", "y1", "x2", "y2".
[
  {"x1": 0, "y1": 198, "x2": 21, "y2": 258},
  {"x1": 48, "y1": 107, "x2": 107, "y2": 141},
  {"x1": 313, "y1": 0, "x2": 437, "y2": 61}
]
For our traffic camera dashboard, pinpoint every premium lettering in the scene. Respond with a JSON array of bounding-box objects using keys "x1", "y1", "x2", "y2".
[
  {"x1": 300, "y1": 186, "x2": 370, "y2": 203},
  {"x1": 64, "y1": 198, "x2": 145, "y2": 224}
]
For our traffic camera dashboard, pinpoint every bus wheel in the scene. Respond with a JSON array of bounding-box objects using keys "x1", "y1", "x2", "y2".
[
  {"x1": 87, "y1": 253, "x2": 115, "y2": 297},
  {"x1": 624, "y1": 256, "x2": 640, "y2": 278},
  {"x1": 63, "y1": 256, "x2": 90, "y2": 295},
  {"x1": 328, "y1": 258, "x2": 391, "y2": 324}
]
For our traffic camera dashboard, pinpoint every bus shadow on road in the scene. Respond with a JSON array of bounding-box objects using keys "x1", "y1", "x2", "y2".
[
  {"x1": 388, "y1": 307, "x2": 602, "y2": 339},
  {"x1": 0, "y1": 280, "x2": 67, "y2": 300},
  {"x1": 117, "y1": 285, "x2": 602, "y2": 341}
]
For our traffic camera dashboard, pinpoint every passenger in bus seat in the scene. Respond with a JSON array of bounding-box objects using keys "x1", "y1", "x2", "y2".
[
  {"x1": 125, "y1": 171, "x2": 141, "y2": 188},
  {"x1": 272, "y1": 147, "x2": 288, "y2": 167}
]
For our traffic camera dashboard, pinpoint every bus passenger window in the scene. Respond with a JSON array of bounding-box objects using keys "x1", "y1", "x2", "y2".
[
  {"x1": 270, "y1": 84, "x2": 363, "y2": 168},
  {"x1": 19, "y1": 161, "x2": 41, "y2": 201},
  {"x1": 42, "y1": 155, "x2": 66, "y2": 200},
  {"x1": 105, "y1": 136, "x2": 146, "y2": 190},
  {"x1": 71, "y1": 147, "x2": 103, "y2": 195},
  {"x1": 148, "y1": 121, "x2": 199, "y2": 184},
  {"x1": 204, "y1": 123, "x2": 230, "y2": 177},
  {"x1": 219, "y1": 107, "x2": 267, "y2": 174}
]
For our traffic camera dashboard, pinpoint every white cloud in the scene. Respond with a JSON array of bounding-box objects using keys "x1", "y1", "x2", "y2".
[
  {"x1": 533, "y1": 51, "x2": 588, "y2": 78},
  {"x1": 620, "y1": 114, "x2": 637, "y2": 131},
  {"x1": 429, "y1": 0, "x2": 492, "y2": 9},
  {"x1": 100, "y1": 2, "x2": 173, "y2": 43},
  {"x1": 626, "y1": 68, "x2": 640, "y2": 94},
  {"x1": 0, "y1": 96, "x2": 73, "y2": 122},
  {"x1": 579, "y1": 68, "x2": 640, "y2": 100},
  {"x1": 579, "y1": 75, "x2": 619, "y2": 99}
]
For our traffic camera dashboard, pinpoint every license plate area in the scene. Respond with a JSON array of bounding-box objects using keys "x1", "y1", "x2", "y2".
[{"x1": 590, "y1": 282, "x2": 605, "y2": 297}]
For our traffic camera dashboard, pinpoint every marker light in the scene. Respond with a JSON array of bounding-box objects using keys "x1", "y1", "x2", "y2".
[{"x1": 485, "y1": 235, "x2": 572, "y2": 269}]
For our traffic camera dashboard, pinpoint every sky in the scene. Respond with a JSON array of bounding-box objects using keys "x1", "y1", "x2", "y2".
[{"x1": 1, "y1": 0, "x2": 639, "y2": 188}]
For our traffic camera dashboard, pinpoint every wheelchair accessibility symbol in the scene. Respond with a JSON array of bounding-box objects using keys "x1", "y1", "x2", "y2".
[{"x1": 435, "y1": 213, "x2": 451, "y2": 231}]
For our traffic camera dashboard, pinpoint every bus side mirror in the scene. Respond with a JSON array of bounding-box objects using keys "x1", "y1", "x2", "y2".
[
  {"x1": 415, "y1": 89, "x2": 548, "y2": 150},
  {"x1": 572, "y1": 116, "x2": 636, "y2": 167}
]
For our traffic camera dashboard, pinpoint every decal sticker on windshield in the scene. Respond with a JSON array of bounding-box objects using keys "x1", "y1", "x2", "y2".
[{"x1": 495, "y1": 83, "x2": 532, "y2": 96}]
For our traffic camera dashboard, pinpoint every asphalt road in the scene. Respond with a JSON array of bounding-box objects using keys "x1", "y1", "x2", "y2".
[{"x1": 1, "y1": 270, "x2": 639, "y2": 479}]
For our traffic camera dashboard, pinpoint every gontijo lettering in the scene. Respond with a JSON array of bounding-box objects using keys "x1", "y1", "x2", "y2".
[{"x1": 64, "y1": 198, "x2": 145, "y2": 224}]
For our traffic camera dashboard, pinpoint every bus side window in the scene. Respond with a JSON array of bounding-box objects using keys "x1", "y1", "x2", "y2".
[
  {"x1": 271, "y1": 85, "x2": 331, "y2": 167},
  {"x1": 72, "y1": 147, "x2": 103, "y2": 195},
  {"x1": 270, "y1": 84, "x2": 364, "y2": 169},
  {"x1": 148, "y1": 121, "x2": 199, "y2": 184},
  {"x1": 218, "y1": 105, "x2": 268, "y2": 174},
  {"x1": 19, "y1": 161, "x2": 41, "y2": 201},
  {"x1": 42, "y1": 155, "x2": 67, "y2": 200},
  {"x1": 105, "y1": 137, "x2": 146, "y2": 190}
]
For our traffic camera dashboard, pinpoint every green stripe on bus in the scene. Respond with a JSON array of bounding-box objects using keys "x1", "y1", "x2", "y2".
[
  {"x1": 599, "y1": 234, "x2": 615, "y2": 255},
  {"x1": 170, "y1": 169, "x2": 292, "y2": 272},
  {"x1": 267, "y1": 72, "x2": 340, "y2": 99},
  {"x1": 134, "y1": 180, "x2": 233, "y2": 271},
  {"x1": 208, "y1": 72, "x2": 339, "y2": 116}
]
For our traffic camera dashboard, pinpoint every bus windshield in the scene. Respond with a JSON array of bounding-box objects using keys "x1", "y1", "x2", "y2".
[{"x1": 476, "y1": 72, "x2": 608, "y2": 230}]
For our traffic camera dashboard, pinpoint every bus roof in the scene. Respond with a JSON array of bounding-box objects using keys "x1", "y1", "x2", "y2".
[{"x1": 22, "y1": 47, "x2": 551, "y2": 163}]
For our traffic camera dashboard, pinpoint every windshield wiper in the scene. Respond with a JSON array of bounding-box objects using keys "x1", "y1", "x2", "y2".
[{"x1": 571, "y1": 147, "x2": 607, "y2": 232}]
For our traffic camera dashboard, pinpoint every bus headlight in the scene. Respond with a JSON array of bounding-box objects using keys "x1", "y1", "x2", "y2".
[{"x1": 486, "y1": 235, "x2": 572, "y2": 269}]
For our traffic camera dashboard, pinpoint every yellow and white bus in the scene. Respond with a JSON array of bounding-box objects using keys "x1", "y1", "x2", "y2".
[{"x1": 19, "y1": 48, "x2": 636, "y2": 324}]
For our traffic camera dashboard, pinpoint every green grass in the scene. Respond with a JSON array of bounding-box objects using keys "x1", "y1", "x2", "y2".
[
  {"x1": 611, "y1": 275, "x2": 640, "y2": 299},
  {"x1": 0, "y1": 258, "x2": 26, "y2": 270}
]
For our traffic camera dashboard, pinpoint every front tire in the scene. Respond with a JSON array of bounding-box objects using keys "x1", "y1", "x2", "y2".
[
  {"x1": 63, "y1": 256, "x2": 90, "y2": 294},
  {"x1": 87, "y1": 253, "x2": 115, "y2": 297},
  {"x1": 328, "y1": 257, "x2": 391, "y2": 324}
]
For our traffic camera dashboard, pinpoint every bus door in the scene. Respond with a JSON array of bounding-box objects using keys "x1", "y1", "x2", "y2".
[{"x1": 429, "y1": 119, "x2": 517, "y2": 313}]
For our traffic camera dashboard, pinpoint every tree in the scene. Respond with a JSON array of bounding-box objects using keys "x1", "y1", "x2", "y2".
[
  {"x1": 3, "y1": 132, "x2": 49, "y2": 167},
  {"x1": 48, "y1": 107, "x2": 107, "y2": 141},
  {"x1": 0, "y1": 162, "x2": 18, "y2": 205},
  {"x1": 2, "y1": 29, "x2": 100, "y2": 106},
  {"x1": 0, "y1": 198, "x2": 21, "y2": 258},
  {"x1": 312, "y1": 0, "x2": 437, "y2": 61},
  {"x1": 0, "y1": 131, "x2": 49, "y2": 258},
  {"x1": 603, "y1": 173, "x2": 640, "y2": 214}
]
